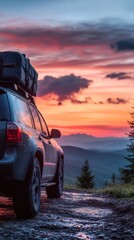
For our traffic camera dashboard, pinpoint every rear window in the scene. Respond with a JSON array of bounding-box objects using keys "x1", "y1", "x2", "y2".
[
  {"x1": 0, "y1": 93, "x2": 10, "y2": 120},
  {"x1": 9, "y1": 93, "x2": 33, "y2": 128}
]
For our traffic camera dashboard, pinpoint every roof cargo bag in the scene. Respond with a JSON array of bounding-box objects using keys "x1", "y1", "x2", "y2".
[{"x1": 0, "y1": 51, "x2": 38, "y2": 96}]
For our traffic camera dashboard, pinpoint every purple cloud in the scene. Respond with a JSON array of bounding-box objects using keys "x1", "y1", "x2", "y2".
[
  {"x1": 111, "y1": 39, "x2": 134, "y2": 52},
  {"x1": 105, "y1": 72, "x2": 132, "y2": 80},
  {"x1": 37, "y1": 74, "x2": 93, "y2": 104},
  {"x1": 0, "y1": 23, "x2": 133, "y2": 52},
  {"x1": 107, "y1": 97, "x2": 128, "y2": 104},
  {"x1": 70, "y1": 97, "x2": 92, "y2": 104}
]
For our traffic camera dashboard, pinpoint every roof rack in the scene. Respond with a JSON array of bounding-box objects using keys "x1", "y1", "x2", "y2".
[{"x1": 0, "y1": 81, "x2": 36, "y2": 105}]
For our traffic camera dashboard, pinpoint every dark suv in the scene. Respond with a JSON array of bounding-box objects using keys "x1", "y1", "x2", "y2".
[{"x1": 0, "y1": 83, "x2": 64, "y2": 218}]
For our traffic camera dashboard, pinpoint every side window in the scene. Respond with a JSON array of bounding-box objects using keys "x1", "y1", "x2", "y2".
[
  {"x1": 0, "y1": 93, "x2": 10, "y2": 120},
  {"x1": 30, "y1": 106, "x2": 42, "y2": 132},
  {"x1": 10, "y1": 94, "x2": 32, "y2": 128},
  {"x1": 38, "y1": 112, "x2": 49, "y2": 136}
]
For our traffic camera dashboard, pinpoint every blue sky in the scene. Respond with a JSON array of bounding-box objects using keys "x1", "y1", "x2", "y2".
[{"x1": 1, "y1": 0, "x2": 134, "y2": 25}]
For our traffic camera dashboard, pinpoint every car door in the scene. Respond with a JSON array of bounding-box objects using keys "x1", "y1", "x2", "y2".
[
  {"x1": 38, "y1": 111, "x2": 58, "y2": 181},
  {"x1": 29, "y1": 105, "x2": 48, "y2": 179}
]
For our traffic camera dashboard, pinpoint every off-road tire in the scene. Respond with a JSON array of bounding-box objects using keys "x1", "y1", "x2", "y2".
[
  {"x1": 13, "y1": 158, "x2": 41, "y2": 219},
  {"x1": 46, "y1": 159, "x2": 64, "y2": 198}
]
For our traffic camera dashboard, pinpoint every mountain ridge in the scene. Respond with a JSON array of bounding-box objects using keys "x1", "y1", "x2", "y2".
[{"x1": 57, "y1": 133, "x2": 128, "y2": 150}]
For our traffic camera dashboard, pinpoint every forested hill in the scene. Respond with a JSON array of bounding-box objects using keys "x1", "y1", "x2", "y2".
[{"x1": 62, "y1": 145, "x2": 128, "y2": 187}]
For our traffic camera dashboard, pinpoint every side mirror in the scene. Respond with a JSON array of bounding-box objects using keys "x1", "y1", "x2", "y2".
[{"x1": 50, "y1": 129, "x2": 61, "y2": 138}]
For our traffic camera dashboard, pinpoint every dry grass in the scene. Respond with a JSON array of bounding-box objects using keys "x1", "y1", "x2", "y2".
[{"x1": 100, "y1": 184, "x2": 134, "y2": 198}]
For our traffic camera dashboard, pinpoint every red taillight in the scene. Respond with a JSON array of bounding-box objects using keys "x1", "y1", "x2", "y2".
[{"x1": 6, "y1": 122, "x2": 22, "y2": 143}]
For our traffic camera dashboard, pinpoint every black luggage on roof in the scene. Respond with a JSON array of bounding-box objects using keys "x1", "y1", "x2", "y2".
[{"x1": 0, "y1": 51, "x2": 38, "y2": 96}]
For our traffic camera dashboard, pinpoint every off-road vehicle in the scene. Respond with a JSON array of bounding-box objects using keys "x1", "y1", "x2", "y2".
[{"x1": 0, "y1": 82, "x2": 64, "y2": 218}]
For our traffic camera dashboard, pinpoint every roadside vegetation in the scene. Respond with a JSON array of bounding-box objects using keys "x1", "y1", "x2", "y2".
[
  {"x1": 64, "y1": 183, "x2": 134, "y2": 198},
  {"x1": 99, "y1": 184, "x2": 134, "y2": 198}
]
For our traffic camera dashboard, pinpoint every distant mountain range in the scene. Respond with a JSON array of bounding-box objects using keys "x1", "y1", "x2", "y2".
[
  {"x1": 57, "y1": 134, "x2": 129, "y2": 188},
  {"x1": 57, "y1": 133, "x2": 129, "y2": 150}
]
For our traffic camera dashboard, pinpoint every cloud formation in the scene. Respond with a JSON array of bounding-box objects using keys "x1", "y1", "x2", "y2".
[
  {"x1": 37, "y1": 74, "x2": 92, "y2": 104},
  {"x1": 106, "y1": 97, "x2": 128, "y2": 104},
  {"x1": 111, "y1": 38, "x2": 134, "y2": 52},
  {"x1": 70, "y1": 97, "x2": 92, "y2": 105},
  {"x1": 0, "y1": 23, "x2": 133, "y2": 53},
  {"x1": 0, "y1": 23, "x2": 134, "y2": 72},
  {"x1": 0, "y1": 23, "x2": 126, "y2": 49},
  {"x1": 105, "y1": 72, "x2": 132, "y2": 80}
]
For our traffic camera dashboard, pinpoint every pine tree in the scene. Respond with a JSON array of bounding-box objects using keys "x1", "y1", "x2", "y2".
[
  {"x1": 120, "y1": 110, "x2": 134, "y2": 183},
  {"x1": 104, "y1": 180, "x2": 108, "y2": 187},
  {"x1": 76, "y1": 159, "x2": 94, "y2": 189},
  {"x1": 111, "y1": 173, "x2": 116, "y2": 185}
]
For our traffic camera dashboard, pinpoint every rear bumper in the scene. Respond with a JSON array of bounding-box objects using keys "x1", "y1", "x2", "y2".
[
  {"x1": 0, "y1": 149, "x2": 16, "y2": 180},
  {"x1": 0, "y1": 148, "x2": 32, "y2": 195},
  {"x1": 0, "y1": 147, "x2": 31, "y2": 182}
]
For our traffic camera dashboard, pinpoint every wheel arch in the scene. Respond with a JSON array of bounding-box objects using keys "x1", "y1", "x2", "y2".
[
  {"x1": 24, "y1": 149, "x2": 44, "y2": 183},
  {"x1": 35, "y1": 151, "x2": 43, "y2": 177},
  {"x1": 60, "y1": 153, "x2": 64, "y2": 161},
  {"x1": 56, "y1": 152, "x2": 64, "y2": 172},
  {"x1": 56, "y1": 151, "x2": 64, "y2": 176}
]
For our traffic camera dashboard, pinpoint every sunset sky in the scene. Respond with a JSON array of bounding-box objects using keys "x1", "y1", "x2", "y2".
[{"x1": 0, "y1": 0, "x2": 134, "y2": 137}]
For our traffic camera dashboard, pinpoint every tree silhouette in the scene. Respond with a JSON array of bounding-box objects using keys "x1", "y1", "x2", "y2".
[
  {"x1": 111, "y1": 173, "x2": 116, "y2": 185},
  {"x1": 76, "y1": 159, "x2": 94, "y2": 189},
  {"x1": 120, "y1": 110, "x2": 134, "y2": 183}
]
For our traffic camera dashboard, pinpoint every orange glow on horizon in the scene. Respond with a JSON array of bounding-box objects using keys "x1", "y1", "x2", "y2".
[{"x1": 36, "y1": 94, "x2": 131, "y2": 137}]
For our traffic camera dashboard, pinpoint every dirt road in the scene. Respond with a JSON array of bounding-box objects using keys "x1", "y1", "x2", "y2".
[{"x1": 0, "y1": 190, "x2": 133, "y2": 240}]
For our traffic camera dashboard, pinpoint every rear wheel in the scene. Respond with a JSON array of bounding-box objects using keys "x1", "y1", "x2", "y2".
[
  {"x1": 13, "y1": 157, "x2": 41, "y2": 219},
  {"x1": 46, "y1": 159, "x2": 64, "y2": 198}
]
